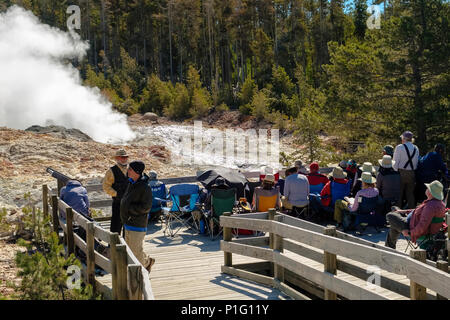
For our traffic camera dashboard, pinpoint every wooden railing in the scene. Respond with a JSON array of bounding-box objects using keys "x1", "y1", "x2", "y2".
[
  {"x1": 42, "y1": 184, "x2": 154, "y2": 300},
  {"x1": 220, "y1": 209, "x2": 450, "y2": 300}
]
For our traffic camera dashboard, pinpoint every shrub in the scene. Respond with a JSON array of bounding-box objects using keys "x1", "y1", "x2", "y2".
[
  {"x1": 164, "y1": 83, "x2": 190, "y2": 120},
  {"x1": 190, "y1": 87, "x2": 212, "y2": 119},
  {"x1": 251, "y1": 90, "x2": 269, "y2": 122}
]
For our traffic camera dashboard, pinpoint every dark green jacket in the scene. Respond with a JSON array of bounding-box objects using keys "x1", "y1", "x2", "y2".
[{"x1": 120, "y1": 174, "x2": 153, "y2": 229}]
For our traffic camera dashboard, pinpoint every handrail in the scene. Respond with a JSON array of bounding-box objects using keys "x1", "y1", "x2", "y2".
[
  {"x1": 44, "y1": 187, "x2": 154, "y2": 300},
  {"x1": 220, "y1": 210, "x2": 450, "y2": 300}
]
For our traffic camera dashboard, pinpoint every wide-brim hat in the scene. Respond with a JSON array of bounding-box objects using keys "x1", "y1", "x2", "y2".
[
  {"x1": 425, "y1": 180, "x2": 444, "y2": 201},
  {"x1": 378, "y1": 155, "x2": 395, "y2": 168},
  {"x1": 359, "y1": 171, "x2": 377, "y2": 184},
  {"x1": 359, "y1": 162, "x2": 376, "y2": 174},
  {"x1": 330, "y1": 167, "x2": 347, "y2": 179},
  {"x1": 263, "y1": 174, "x2": 275, "y2": 183},
  {"x1": 114, "y1": 149, "x2": 129, "y2": 158}
]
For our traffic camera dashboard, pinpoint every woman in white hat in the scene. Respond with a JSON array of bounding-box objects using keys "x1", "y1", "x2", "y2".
[
  {"x1": 252, "y1": 174, "x2": 282, "y2": 212},
  {"x1": 334, "y1": 172, "x2": 379, "y2": 230},
  {"x1": 385, "y1": 180, "x2": 446, "y2": 249},
  {"x1": 376, "y1": 155, "x2": 401, "y2": 213},
  {"x1": 351, "y1": 162, "x2": 377, "y2": 197}
]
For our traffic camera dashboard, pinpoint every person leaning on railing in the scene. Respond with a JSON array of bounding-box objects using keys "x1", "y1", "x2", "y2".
[{"x1": 385, "y1": 180, "x2": 446, "y2": 250}]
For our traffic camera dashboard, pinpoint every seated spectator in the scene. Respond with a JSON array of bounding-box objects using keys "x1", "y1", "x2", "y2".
[
  {"x1": 282, "y1": 168, "x2": 310, "y2": 210},
  {"x1": 294, "y1": 160, "x2": 308, "y2": 175},
  {"x1": 377, "y1": 155, "x2": 401, "y2": 212},
  {"x1": 416, "y1": 144, "x2": 449, "y2": 203},
  {"x1": 147, "y1": 171, "x2": 168, "y2": 222},
  {"x1": 320, "y1": 167, "x2": 351, "y2": 208},
  {"x1": 339, "y1": 160, "x2": 348, "y2": 171},
  {"x1": 351, "y1": 162, "x2": 377, "y2": 196},
  {"x1": 334, "y1": 172, "x2": 379, "y2": 228},
  {"x1": 385, "y1": 180, "x2": 446, "y2": 249},
  {"x1": 345, "y1": 159, "x2": 358, "y2": 182},
  {"x1": 307, "y1": 162, "x2": 329, "y2": 195},
  {"x1": 252, "y1": 174, "x2": 281, "y2": 212},
  {"x1": 60, "y1": 179, "x2": 90, "y2": 219}
]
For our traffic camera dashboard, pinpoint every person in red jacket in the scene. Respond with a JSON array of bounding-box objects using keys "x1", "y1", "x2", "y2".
[
  {"x1": 320, "y1": 167, "x2": 350, "y2": 207},
  {"x1": 307, "y1": 162, "x2": 329, "y2": 194},
  {"x1": 385, "y1": 180, "x2": 446, "y2": 249}
]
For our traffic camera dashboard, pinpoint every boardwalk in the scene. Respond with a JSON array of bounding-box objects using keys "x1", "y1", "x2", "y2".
[
  {"x1": 96, "y1": 220, "x2": 291, "y2": 300},
  {"x1": 95, "y1": 218, "x2": 418, "y2": 300}
]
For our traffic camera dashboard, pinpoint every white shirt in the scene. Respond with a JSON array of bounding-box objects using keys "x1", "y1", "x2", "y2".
[{"x1": 393, "y1": 142, "x2": 419, "y2": 171}]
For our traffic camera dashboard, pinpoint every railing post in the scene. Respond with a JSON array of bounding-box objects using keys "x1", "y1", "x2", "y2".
[
  {"x1": 110, "y1": 233, "x2": 120, "y2": 300},
  {"x1": 51, "y1": 195, "x2": 59, "y2": 233},
  {"x1": 447, "y1": 213, "x2": 450, "y2": 266},
  {"x1": 323, "y1": 226, "x2": 337, "y2": 300},
  {"x1": 410, "y1": 249, "x2": 427, "y2": 300},
  {"x1": 42, "y1": 185, "x2": 49, "y2": 218},
  {"x1": 65, "y1": 207, "x2": 75, "y2": 256},
  {"x1": 436, "y1": 261, "x2": 448, "y2": 300},
  {"x1": 128, "y1": 264, "x2": 143, "y2": 300},
  {"x1": 57, "y1": 179, "x2": 65, "y2": 197},
  {"x1": 223, "y1": 212, "x2": 232, "y2": 267},
  {"x1": 116, "y1": 244, "x2": 129, "y2": 300},
  {"x1": 268, "y1": 208, "x2": 276, "y2": 276},
  {"x1": 273, "y1": 215, "x2": 284, "y2": 283},
  {"x1": 86, "y1": 222, "x2": 96, "y2": 289}
]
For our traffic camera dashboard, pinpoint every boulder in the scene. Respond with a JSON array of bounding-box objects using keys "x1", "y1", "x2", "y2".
[
  {"x1": 25, "y1": 125, "x2": 92, "y2": 142},
  {"x1": 142, "y1": 112, "x2": 159, "y2": 122}
]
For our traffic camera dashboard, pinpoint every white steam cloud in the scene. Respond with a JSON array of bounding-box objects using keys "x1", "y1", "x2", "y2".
[{"x1": 0, "y1": 6, "x2": 136, "y2": 144}]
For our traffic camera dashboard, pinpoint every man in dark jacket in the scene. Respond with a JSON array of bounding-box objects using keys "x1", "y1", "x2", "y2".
[
  {"x1": 416, "y1": 144, "x2": 449, "y2": 203},
  {"x1": 120, "y1": 161, "x2": 155, "y2": 272}
]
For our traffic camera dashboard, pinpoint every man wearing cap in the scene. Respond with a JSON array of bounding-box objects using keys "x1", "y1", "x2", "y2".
[
  {"x1": 416, "y1": 144, "x2": 449, "y2": 203},
  {"x1": 376, "y1": 155, "x2": 401, "y2": 209},
  {"x1": 393, "y1": 131, "x2": 420, "y2": 209},
  {"x1": 385, "y1": 180, "x2": 446, "y2": 249},
  {"x1": 307, "y1": 162, "x2": 329, "y2": 195},
  {"x1": 120, "y1": 161, "x2": 155, "y2": 272},
  {"x1": 103, "y1": 149, "x2": 130, "y2": 234}
]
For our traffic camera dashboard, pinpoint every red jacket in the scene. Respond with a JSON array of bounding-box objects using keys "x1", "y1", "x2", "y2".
[
  {"x1": 320, "y1": 178, "x2": 349, "y2": 207},
  {"x1": 307, "y1": 172, "x2": 329, "y2": 187},
  {"x1": 410, "y1": 198, "x2": 446, "y2": 243}
]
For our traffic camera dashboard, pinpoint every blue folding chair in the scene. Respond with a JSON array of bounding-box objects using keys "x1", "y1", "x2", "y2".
[{"x1": 159, "y1": 184, "x2": 200, "y2": 237}]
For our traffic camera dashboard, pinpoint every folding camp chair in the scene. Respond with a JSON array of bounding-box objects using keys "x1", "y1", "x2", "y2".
[
  {"x1": 344, "y1": 195, "x2": 385, "y2": 235},
  {"x1": 208, "y1": 188, "x2": 237, "y2": 240},
  {"x1": 160, "y1": 184, "x2": 201, "y2": 237}
]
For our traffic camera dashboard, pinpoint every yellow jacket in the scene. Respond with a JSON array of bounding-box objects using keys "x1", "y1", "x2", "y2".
[{"x1": 102, "y1": 164, "x2": 128, "y2": 198}]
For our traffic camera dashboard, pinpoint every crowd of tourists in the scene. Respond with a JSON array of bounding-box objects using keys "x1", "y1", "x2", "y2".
[{"x1": 58, "y1": 130, "x2": 449, "y2": 274}]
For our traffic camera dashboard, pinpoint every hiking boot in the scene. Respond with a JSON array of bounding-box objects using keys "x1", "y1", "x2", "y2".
[{"x1": 146, "y1": 258, "x2": 155, "y2": 273}]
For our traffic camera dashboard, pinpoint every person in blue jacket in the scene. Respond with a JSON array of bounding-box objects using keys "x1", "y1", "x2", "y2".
[
  {"x1": 147, "y1": 171, "x2": 168, "y2": 222},
  {"x1": 60, "y1": 179, "x2": 90, "y2": 218},
  {"x1": 416, "y1": 144, "x2": 449, "y2": 203}
]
